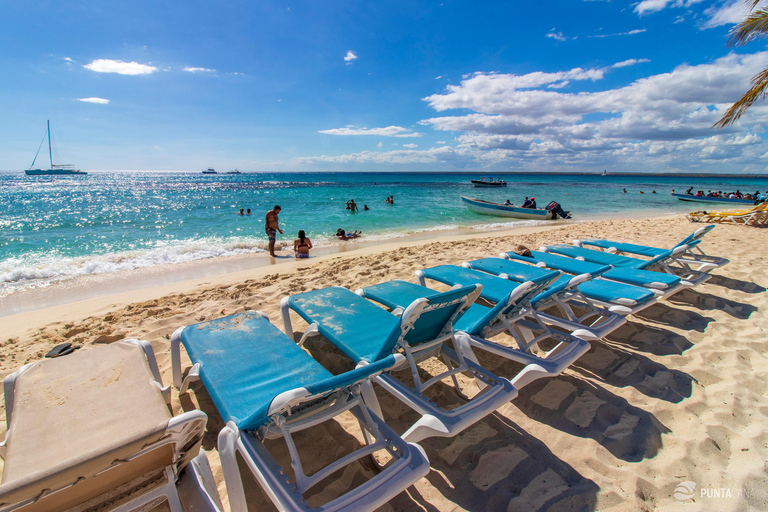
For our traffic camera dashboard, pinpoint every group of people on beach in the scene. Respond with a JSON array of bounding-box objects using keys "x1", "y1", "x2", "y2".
[
  {"x1": 263, "y1": 204, "x2": 369, "y2": 259},
  {"x1": 683, "y1": 187, "x2": 766, "y2": 201}
]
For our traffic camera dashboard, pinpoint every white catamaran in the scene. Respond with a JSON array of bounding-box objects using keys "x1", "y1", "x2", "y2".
[{"x1": 25, "y1": 121, "x2": 86, "y2": 176}]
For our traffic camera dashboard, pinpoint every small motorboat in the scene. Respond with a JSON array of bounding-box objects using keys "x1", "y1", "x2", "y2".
[
  {"x1": 672, "y1": 193, "x2": 757, "y2": 206},
  {"x1": 461, "y1": 196, "x2": 571, "y2": 220},
  {"x1": 202, "y1": 168, "x2": 217, "y2": 174},
  {"x1": 471, "y1": 176, "x2": 506, "y2": 187}
]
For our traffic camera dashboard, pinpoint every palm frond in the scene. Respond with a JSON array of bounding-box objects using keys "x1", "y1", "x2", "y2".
[
  {"x1": 714, "y1": 67, "x2": 768, "y2": 127},
  {"x1": 727, "y1": 8, "x2": 768, "y2": 46}
]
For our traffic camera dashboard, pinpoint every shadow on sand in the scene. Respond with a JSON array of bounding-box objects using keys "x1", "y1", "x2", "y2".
[
  {"x1": 632, "y1": 302, "x2": 715, "y2": 334},
  {"x1": 705, "y1": 274, "x2": 766, "y2": 294},
  {"x1": 512, "y1": 374, "x2": 670, "y2": 463},
  {"x1": 667, "y1": 288, "x2": 757, "y2": 319},
  {"x1": 416, "y1": 413, "x2": 599, "y2": 511},
  {"x1": 571, "y1": 342, "x2": 693, "y2": 403}
]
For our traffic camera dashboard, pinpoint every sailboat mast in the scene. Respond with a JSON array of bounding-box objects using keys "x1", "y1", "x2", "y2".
[{"x1": 47, "y1": 120, "x2": 53, "y2": 168}]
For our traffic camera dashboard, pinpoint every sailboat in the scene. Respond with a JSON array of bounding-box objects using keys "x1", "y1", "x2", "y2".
[{"x1": 25, "y1": 121, "x2": 86, "y2": 176}]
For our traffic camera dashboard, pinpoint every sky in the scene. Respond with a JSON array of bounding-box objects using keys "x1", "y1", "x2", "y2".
[{"x1": 1, "y1": 0, "x2": 767, "y2": 173}]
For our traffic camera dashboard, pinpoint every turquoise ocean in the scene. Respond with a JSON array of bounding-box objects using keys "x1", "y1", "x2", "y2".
[{"x1": 2, "y1": 171, "x2": 766, "y2": 297}]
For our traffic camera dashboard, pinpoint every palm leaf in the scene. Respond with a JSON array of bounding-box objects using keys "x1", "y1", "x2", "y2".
[
  {"x1": 727, "y1": 8, "x2": 768, "y2": 46},
  {"x1": 714, "y1": 67, "x2": 768, "y2": 127}
]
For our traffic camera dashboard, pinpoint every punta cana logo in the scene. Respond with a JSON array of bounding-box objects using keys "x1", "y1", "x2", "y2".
[
  {"x1": 672, "y1": 480, "x2": 755, "y2": 501},
  {"x1": 673, "y1": 481, "x2": 697, "y2": 501}
]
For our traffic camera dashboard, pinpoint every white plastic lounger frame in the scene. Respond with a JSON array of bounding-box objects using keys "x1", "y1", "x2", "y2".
[
  {"x1": 577, "y1": 226, "x2": 729, "y2": 270},
  {"x1": 281, "y1": 288, "x2": 518, "y2": 444},
  {"x1": 0, "y1": 339, "x2": 220, "y2": 512},
  {"x1": 570, "y1": 241, "x2": 715, "y2": 284},
  {"x1": 504, "y1": 255, "x2": 658, "y2": 317},
  {"x1": 529, "y1": 250, "x2": 693, "y2": 302},
  {"x1": 472, "y1": 262, "x2": 627, "y2": 341},
  {"x1": 404, "y1": 278, "x2": 592, "y2": 389},
  {"x1": 171, "y1": 316, "x2": 429, "y2": 512}
]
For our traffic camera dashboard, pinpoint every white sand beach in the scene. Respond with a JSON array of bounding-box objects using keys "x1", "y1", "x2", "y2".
[{"x1": 1, "y1": 216, "x2": 767, "y2": 511}]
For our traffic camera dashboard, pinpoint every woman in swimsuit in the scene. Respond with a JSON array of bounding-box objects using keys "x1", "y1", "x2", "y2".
[{"x1": 294, "y1": 230, "x2": 312, "y2": 258}]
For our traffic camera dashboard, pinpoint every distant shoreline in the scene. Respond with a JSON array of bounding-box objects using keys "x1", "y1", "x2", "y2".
[{"x1": 2, "y1": 170, "x2": 767, "y2": 178}]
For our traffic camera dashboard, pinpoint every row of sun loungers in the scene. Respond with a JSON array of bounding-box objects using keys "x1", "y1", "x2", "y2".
[
  {"x1": 0, "y1": 226, "x2": 727, "y2": 511},
  {"x1": 686, "y1": 203, "x2": 768, "y2": 225}
]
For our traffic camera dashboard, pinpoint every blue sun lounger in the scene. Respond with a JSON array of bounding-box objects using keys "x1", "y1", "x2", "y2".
[
  {"x1": 573, "y1": 225, "x2": 728, "y2": 271},
  {"x1": 171, "y1": 311, "x2": 430, "y2": 512},
  {"x1": 498, "y1": 249, "x2": 690, "y2": 300},
  {"x1": 415, "y1": 263, "x2": 626, "y2": 340},
  {"x1": 357, "y1": 279, "x2": 591, "y2": 389},
  {"x1": 280, "y1": 285, "x2": 517, "y2": 444},
  {"x1": 487, "y1": 254, "x2": 658, "y2": 316},
  {"x1": 541, "y1": 244, "x2": 711, "y2": 287}
]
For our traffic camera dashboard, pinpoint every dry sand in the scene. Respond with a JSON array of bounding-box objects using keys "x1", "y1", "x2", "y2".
[{"x1": 1, "y1": 216, "x2": 767, "y2": 511}]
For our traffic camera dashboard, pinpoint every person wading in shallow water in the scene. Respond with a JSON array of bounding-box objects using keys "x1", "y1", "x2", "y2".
[{"x1": 265, "y1": 205, "x2": 283, "y2": 257}]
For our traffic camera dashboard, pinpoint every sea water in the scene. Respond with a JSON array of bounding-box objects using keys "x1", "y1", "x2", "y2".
[{"x1": 1, "y1": 171, "x2": 766, "y2": 297}]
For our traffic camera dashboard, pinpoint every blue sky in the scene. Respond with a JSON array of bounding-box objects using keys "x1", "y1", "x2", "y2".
[{"x1": 1, "y1": 0, "x2": 767, "y2": 173}]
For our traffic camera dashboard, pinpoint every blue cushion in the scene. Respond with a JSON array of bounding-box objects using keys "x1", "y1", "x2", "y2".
[
  {"x1": 180, "y1": 312, "x2": 397, "y2": 431},
  {"x1": 421, "y1": 265, "x2": 519, "y2": 303},
  {"x1": 363, "y1": 280, "x2": 502, "y2": 336},
  {"x1": 289, "y1": 287, "x2": 401, "y2": 363},
  {"x1": 180, "y1": 312, "x2": 333, "y2": 431},
  {"x1": 544, "y1": 245, "x2": 652, "y2": 269},
  {"x1": 466, "y1": 258, "x2": 558, "y2": 284}
]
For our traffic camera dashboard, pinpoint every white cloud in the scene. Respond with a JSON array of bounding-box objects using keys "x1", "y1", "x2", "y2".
[
  {"x1": 297, "y1": 146, "x2": 476, "y2": 167},
  {"x1": 634, "y1": 0, "x2": 705, "y2": 16},
  {"x1": 76, "y1": 97, "x2": 110, "y2": 104},
  {"x1": 183, "y1": 66, "x2": 216, "y2": 73},
  {"x1": 612, "y1": 58, "x2": 651, "y2": 68},
  {"x1": 319, "y1": 125, "x2": 424, "y2": 137},
  {"x1": 413, "y1": 51, "x2": 768, "y2": 169},
  {"x1": 403, "y1": 143, "x2": 418, "y2": 148},
  {"x1": 546, "y1": 29, "x2": 567, "y2": 42},
  {"x1": 588, "y1": 28, "x2": 647, "y2": 38},
  {"x1": 377, "y1": 142, "x2": 383, "y2": 147},
  {"x1": 83, "y1": 59, "x2": 157, "y2": 75},
  {"x1": 64, "y1": 57, "x2": 72, "y2": 62},
  {"x1": 703, "y1": 0, "x2": 764, "y2": 28},
  {"x1": 297, "y1": 52, "x2": 768, "y2": 172},
  {"x1": 344, "y1": 51, "x2": 358, "y2": 64}
]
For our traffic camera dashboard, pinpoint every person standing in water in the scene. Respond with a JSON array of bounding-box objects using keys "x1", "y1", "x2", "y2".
[{"x1": 265, "y1": 205, "x2": 283, "y2": 257}]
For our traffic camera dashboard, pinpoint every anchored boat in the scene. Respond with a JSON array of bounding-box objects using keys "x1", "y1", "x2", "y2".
[
  {"x1": 25, "y1": 121, "x2": 86, "y2": 176},
  {"x1": 461, "y1": 196, "x2": 571, "y2": 220},
  {"x1": 672, "y1": 193, "x2": 757, "y2": 206},
  {"x1": 470, "y1": 176, "x2": 506, "y2": 187}
]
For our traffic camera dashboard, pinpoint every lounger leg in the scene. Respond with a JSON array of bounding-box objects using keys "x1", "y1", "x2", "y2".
[
  {"x1": 360, "y1": 380, "x2": 384, "y2": 421},
  {"x1": 454, "y1": 332, "x2": 487, "y2": 391},
  {"x1": 218, "y1": 423, "x2": 249, "y2": 512},
  {"x1": 171, "y1": 328, "x2": 184, "y2": 389},
  {"x1": 280, "y1": 297, "x2": 293, "y2": 337}
]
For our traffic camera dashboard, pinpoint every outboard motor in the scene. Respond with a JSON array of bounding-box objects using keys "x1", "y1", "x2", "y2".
[{"x1": 546, "y1": 201, "x2": 571, "y2": 219}]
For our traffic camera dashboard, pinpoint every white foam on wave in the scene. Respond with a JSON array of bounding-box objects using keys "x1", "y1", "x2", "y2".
[{"x1": 0, "y1": 236, "x2": 269, "y2": 295}]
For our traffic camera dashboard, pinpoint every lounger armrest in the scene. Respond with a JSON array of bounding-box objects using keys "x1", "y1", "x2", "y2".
[
  {"x1": 591, "y1": 264, "x2": 613, "y2": 276},
  {"x1": 565, "y1": 273, "x2": 594, "y2": 289},
  {"x1": 124, "y1": 339, "x2": 170, "y2": 402},
  {"x1": 670, "y1": 244, "x2": 688, "y2": 256},
  {"x1": 3, "y1": 363, "x2": 34, "y2": 429},
  {"x1": 266, "y1": 354, "x2": 403, "y2": 417}
]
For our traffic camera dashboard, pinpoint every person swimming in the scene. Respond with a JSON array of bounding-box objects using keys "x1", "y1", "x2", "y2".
[{"x1": 336, "y1": 228, "x2": 361, "y2": 240}]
